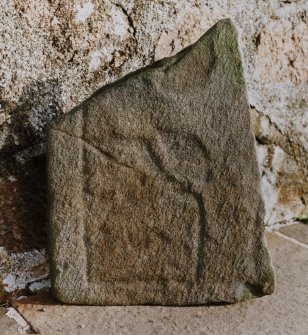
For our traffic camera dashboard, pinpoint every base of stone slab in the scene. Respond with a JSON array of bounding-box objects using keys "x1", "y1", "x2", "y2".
[
  {"x1": 51, "y1": 279, "x2": 274, "y2": 306},
  {"x1": 48, "y1": 19, "x2": 275, "y2": 306},
  {"x1": 12, "y1": 233, "x2": 308, "y2": 335}
]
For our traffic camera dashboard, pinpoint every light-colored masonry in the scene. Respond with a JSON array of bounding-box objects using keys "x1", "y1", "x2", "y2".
[{"x1": 0, "y1": 1, "x2": 307, "y2": 294}]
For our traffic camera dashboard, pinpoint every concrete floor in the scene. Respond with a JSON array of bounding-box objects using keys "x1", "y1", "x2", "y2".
[
  {"x1": 0, "y1": 306, "x2": 31, "y2": 334},
  {"x1": 0, "y1": 307, "x2": 21, "y2": 334},
  {"x1": 2, "y1": 225, "x2": 308, "y2": 335}
]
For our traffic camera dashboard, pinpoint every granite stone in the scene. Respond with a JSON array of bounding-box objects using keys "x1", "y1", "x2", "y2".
[{"x1": 48, "y1": 19, "x2": 274, "y2": 305}]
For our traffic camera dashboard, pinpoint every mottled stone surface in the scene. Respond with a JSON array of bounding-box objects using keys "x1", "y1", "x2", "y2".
[
  {"x1": 48, "y1": 20, "x2": 274, "y2": 305},
  {"x1": 1, "y1": 0, "x2": 307, "y2": 301},
  {"x1": 13, "y1": 233, "x2": 308, "y2": 334}
]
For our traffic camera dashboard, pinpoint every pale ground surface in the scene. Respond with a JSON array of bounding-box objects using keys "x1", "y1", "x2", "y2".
[
  {"x1": 279, "y1": 223, "x2": 308, "y2": 245},
  {"x1": 1, "y1": 224, "x2": 307, "y2": 335},
  {"x1": 0, "y1": 308, "x2": 21, "y2": 334}
]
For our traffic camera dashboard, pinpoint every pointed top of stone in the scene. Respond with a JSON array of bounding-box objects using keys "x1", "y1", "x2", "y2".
[
  {"x1": 48, "y1": 19, "x2": 274, "y2": 305},
  {"x1": 50, "y1": 18, "x2": 243, "y2": 135}
]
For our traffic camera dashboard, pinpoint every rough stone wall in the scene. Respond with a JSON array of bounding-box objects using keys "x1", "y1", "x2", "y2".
[{"x1": 0, "y1": 0, "x2": 307, "y2": 300}]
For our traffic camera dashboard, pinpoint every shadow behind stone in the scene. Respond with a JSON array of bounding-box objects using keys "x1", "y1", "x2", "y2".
[{"x1": 0, "y1": 79, "x2": 63, "y2": 253}]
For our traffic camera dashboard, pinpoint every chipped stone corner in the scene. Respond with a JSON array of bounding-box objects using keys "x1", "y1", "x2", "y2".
[{"x1": 6, "y1": 307, "x2": 32, "y2": 334}]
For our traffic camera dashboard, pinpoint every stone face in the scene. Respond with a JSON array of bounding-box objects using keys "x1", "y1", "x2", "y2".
[
  {"x1": 12, "y1": 233, "x2": 308, "y2": 335},
  {"x1": 48, "y1": 19, "x2": 274, "y2": 305},
  {"x1": 1, "y1": 0, "x2": 307, "y2": 301}
]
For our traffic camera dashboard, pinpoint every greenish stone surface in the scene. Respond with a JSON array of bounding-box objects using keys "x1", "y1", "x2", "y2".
[{"x1": 48, "y1": 19, "x2": 274, "y2": 305}]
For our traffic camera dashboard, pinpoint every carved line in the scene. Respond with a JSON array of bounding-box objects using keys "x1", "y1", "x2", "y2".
[
  {"x1": 51, "y1": 128, "x2": 134, "y2": 170},
  {"x1": 81, "y1": 109, "x2": 89, "y2": 284},
  {"x1": 143, "y1": 139, "x2": 206, "y2": 281},
  {"x1": 51, "y1": 127, "x2": 207, "y2": 281}
]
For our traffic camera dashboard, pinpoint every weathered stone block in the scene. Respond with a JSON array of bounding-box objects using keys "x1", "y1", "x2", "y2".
[{"x1": 48, "y1": 19, "x2": 274, "y2": 305}]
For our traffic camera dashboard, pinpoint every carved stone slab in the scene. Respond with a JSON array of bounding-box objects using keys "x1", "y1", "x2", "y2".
[{"x1": 48, "y1": 19, "x2": 275, "y2": 305}]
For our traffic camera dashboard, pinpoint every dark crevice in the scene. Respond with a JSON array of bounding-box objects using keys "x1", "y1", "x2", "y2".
[
  {"x1": 115, "y1": 4, "x2": 137, "y2": 39},
  {"x1": 255, "y1": 32, "x2": 261, "y2": 49},
  {"x1": 250, "y1": 104, "x2": 284, "y2": 138}
]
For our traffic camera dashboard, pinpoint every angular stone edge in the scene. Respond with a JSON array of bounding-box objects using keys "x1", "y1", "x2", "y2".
[{"x1": 47, "y1": 18, "x2": 275, "y2": 305}]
